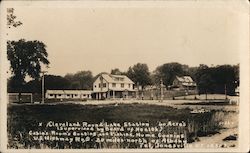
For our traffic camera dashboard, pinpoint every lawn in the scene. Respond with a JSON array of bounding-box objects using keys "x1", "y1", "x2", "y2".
[{"x1": 7, "y1": 103, "x2": 232, "y2": 149}]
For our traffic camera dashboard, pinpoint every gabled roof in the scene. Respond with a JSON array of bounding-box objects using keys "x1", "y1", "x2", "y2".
[
  {"x1": 175, "y1": 76, "x2": 196, "y2": 87},
  {"x1": 176, "y1": 76, "x2": 194, "y2": 83},
  {"x1": 46, "y1": 90, "x2": 65, "y2": 94},
  {"x1": 100, "y1": 74, "x2": 134, "y2": 84},
  {"x1": 46, "y1": 90, "x2": 92, "y2": 94}
]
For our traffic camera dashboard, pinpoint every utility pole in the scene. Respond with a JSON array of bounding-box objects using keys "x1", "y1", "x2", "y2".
[
  {"x1": 136, "y1": 82, "x2": 139, "y2": 99},
  {"x1": 41, "y1": 71, "x2": 47, "y2": 103},
  {"x1": 224, "y1": 84, "x2": 227, "y2": 99},
  {"x1": 160, "y1": 79, "x2": 164, "y2": 102},
  {"x1": 100, "y1": 76, "x2": 103, "y2": 99}
]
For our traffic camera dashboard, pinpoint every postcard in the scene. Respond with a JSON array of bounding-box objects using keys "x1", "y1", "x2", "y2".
[{"x1": 0, "y1": 0, "x2": 249, "y2": 153}]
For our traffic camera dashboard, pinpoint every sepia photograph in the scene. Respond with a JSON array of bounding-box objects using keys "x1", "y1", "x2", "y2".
[{"x1": 0, "y1": 0, "x2": 249, "y2": 152}]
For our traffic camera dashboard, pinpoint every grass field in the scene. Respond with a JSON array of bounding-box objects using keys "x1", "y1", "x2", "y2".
[{"x1": 7, "y1": 102, "x2": 237, "y2": 149}]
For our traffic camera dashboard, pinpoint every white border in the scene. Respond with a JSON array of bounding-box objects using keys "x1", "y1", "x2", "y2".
[{"x1": 0, "y1": 0, "x2": 249, "y2": 153}]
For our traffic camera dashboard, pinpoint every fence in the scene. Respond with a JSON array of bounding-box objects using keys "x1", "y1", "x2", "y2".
[
  {"x1": 8, "y1": 93, "x2": 33, "y2": 103},
  {"x1": 138, "y1": 89, "x2": 198, "y2": 100}
]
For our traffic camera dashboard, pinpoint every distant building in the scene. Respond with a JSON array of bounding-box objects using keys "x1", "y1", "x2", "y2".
[
  {"x1": 93, "y1": 73, "x2": 135, "y2": 100},
  {"x1": 46, "y1": 90, "x2": 92, "y2": 100},
  {"x1": 144, "y1": 85, "x2": 158, "y2": 91},
  {"x1": 172, "y1": 76, "x2": 197, "y2": 90}
]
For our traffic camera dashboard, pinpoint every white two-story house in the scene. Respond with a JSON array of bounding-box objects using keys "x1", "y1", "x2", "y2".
[{"x1": 93, "y1": 73, "x2": 135, "y2": 100}]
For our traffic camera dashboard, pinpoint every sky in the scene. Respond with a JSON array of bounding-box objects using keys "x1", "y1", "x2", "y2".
[{"x1": 5, "y1": 1, "x2": 244, "y2": 76}]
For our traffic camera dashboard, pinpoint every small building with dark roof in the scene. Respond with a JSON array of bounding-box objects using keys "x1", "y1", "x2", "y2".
[{"x1": 172, "y1": 76, "x2": 197, "y2": 90}]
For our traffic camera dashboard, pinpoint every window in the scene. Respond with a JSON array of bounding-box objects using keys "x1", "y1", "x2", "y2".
[
  {"x1": 83, "y1": 94, "x2": 86, "y2": 96},
  {"x1": 112, "y1": 83, "x2": 116, "y2": 87},
  {"x1": 99, "y1": 83, "x2": 101, "y2": 88},
  {"x1": 67, "y1": 94, "x2": 70, "y2": 96},
  {"x1": 49, "y1": 94, "x2": 54, "y2": 96},
  {"x1": 58, "y1": 94, "x2": 61, "y2": 96},
  {"x1": 103, "y1": 83, "x2": 106, "y2": 87},
  {"x1": 121, "y1": 83, "x2": 124, "y2": 88},
  {"x1": 113, "y1": 77, "x2": 124, "y2": 81},
  {"x1": 128, "y1": 84, "x2": 131, "y2": 88},
  {"x1": 94, "y1": 85, "x2": 97, "y2": 88},
  {"x1": 75, "y1": 94, "x2": 77, "y2": 96}
]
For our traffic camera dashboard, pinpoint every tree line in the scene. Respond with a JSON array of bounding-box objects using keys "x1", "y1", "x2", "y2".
[{"x1": 8, "y1": 62, "x2": 239, "y2": 95}]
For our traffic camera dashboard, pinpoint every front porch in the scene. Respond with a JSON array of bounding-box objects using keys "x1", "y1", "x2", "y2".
[{"x1": 92, "y1": 90, "x2": 135, "y2": 100}]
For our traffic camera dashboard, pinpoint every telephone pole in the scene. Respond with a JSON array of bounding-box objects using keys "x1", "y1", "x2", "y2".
[
  {"x1": 224, "y1": 84, "x2": 227, "y2": 99},
  {"x1": 41, "y1": 71, "x2": 47, "y2": 103},
  {"x1": 160, "y1": 79, "x2": 164, "y2": 102}
]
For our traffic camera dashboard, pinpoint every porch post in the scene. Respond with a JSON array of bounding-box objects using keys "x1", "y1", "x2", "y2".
[
  {"x1": 107, "y1": 91, "x2": 110, "y2": 99},
  {"x1": 99, "y1": 93, "x2": 101, "y2": 100}
]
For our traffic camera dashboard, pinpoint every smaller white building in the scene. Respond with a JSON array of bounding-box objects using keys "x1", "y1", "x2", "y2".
[{"x1": 46, "y1": 90, "x2": 92, "y2": 100}]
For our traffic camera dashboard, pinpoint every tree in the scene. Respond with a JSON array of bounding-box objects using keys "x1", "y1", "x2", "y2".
[
  {"x1": 126, "y1": 63, "x2": 151, "y2": 89},
  {"x1": 75, "y1": 71, "x2": 94, "y2": 90},
  {"x1": 186, "y1": 66, "x2": 198, "y2": 81},
  {"x1": 70, "y1": 81, "x2": 81, "y2": 89},
  {"x1": 194, "y1": 64, "x2": 238, "y2": 96},
  {"x1": 17, "y1": 75, "x2": 70, "y2": 95},
  {"x1": 233, "y1": 64, "x2": 239, "y2": 86},
  {"x1": 7, "y1": 8, "x2": 22, "y2": 28},
  {"x1": 197, "y1": 73, "x2": 215, "y2": 100},
  {"x1": 22, "y1": 79, "x2": 41, "y2": 93},
  {"x1": 65, "y1": 71, "x2": 94, "y2": 90},
  {"x1": 7, "y1": 39, "x2": 49, "y2": 102},
  {"x1": 153, "y1": 62, "x2": 185, "y2": 86},
  {"x1": 194, "y1": 64, "x2": 209, "y2": 85},
  {"x1": 111, "y1": 68, "x2": 125, "y2": 75},
  {"x1": 212, "y1": 65, "x2": 237, "y2": 95},
  {"x1": 44, "y1": 75, "x2": 71, "y2": 90},
  {"x1": 7, "y1": 76, "x2": 23, "y2": 93}
]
